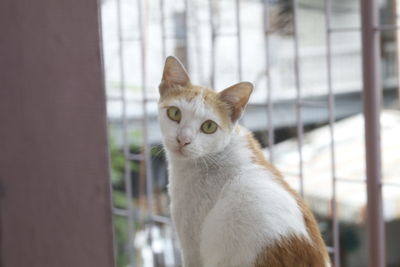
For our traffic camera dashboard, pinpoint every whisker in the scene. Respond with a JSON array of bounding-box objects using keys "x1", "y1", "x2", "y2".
[
  {"x1": 204, "y1": 155, "x2": 220, "y2": 169},
  {"x1": 201, "y1": 157, "x2": 209, "y2": 177}
]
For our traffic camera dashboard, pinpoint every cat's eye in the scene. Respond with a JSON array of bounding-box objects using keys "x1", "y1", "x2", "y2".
[
  {"x1": 201, "y1": 120, "x2": 218, "y2": 134},
  {"x1": 167, "y1": 106, "x2": 181, "y2": 122}
]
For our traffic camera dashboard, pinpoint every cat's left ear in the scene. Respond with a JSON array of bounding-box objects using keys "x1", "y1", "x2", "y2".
[
  {"x1": 218, "y1": 82, "x2": 253, "y2": 122},
  {"x1": 159, "y1": 56, "x2": 191, "y2": 97}
]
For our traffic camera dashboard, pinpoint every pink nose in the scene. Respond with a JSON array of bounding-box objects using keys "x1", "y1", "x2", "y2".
[{"x1": 176, "y1": 136, "x2": 191, "y2": 147}]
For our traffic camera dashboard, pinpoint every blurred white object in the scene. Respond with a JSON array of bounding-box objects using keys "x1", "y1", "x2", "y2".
[{"x1": 269, "y1": 110, "x2": 400, "y2": 223}]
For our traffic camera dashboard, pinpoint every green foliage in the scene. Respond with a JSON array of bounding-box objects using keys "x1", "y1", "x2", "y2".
[
  {"x1": 109, "y1": 137, "x2": 140, "y2": 189},
  {"x1": 113, "y1": 216, "x2": 129, "y2": 267},
  {"x1": 108, "y1": 132, "x2": 165, "y2": 266},
  {"x1": 113, "y1": 190, "x2": 128, "y2": 210},
  {"x1": 110, "y1": 143, "x2": 125, "y2": 187},
  {"x1": 109, "y1": 136, "x2": 140, "y2": 267}
]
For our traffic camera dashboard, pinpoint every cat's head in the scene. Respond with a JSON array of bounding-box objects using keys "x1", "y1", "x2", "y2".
[{"x1": 158, "y1": 56, "x2": 253, "y2": 160}]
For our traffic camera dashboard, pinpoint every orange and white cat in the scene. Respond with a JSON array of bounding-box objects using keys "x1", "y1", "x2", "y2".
[{"x1": 158, "y1": 56, "x2": 330, "y2": 267}]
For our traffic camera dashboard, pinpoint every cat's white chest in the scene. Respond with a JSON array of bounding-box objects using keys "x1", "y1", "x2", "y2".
[{"x1": 168, "y1": 163, "x2": 229, "y2": 265}]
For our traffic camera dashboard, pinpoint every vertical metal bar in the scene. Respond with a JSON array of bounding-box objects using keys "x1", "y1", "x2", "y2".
[
  {"x1": 235, "y1": 0, "x2": 243, "y2": 81},
  {"x1": 116, "y1": 0, "x2": 136, "y2": 265},
  {"x1": 395, "y1": 0, "x2": 400, "y2": 106},
  {"x1": 184, "y1": 0, "x2": 190, "y2": 72},
  {"x1": 292, "y1": 0, "x2": 304, "y2": 196},
  {"x1": 193, "y1": 0, "x2": 205, "y2": 84},
  {"x1": 137, "y1": 0, "x2": 155, "y2": 246},
  {"x1": 360, "y1": 0, "x2": 385, "y2": 266},
  {"x1": 209, "y1": 0, "x2": 216, "y2": 88},
  {"x1": 324, "y1": 0, "x2": 340, "y2": 265},
  {"x1": 158, "y1": 2, "x2": 178, "y2": 264},
  {"x1": 159, "y1": 0, "x2": 167, "y2": 59},
  {"x1": 263, "y1": 0, "x2": 275, "y2": 162},
  {"x1": 234, "y1": 0, "x2": 245, "y2": 126},
  {"x1": 161, "y1": 1, "x2": 179, "y2": 264}
]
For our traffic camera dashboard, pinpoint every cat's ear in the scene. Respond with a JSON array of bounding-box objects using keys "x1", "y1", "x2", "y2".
[
  {"x1": 159, "y1": 56, "x2": 191, "y2": 96},
  {"x1": 218, "y1": 82, "x2": 253, "y2": 122}
]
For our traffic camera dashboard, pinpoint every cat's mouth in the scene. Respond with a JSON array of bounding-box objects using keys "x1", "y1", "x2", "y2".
[
  {"x1": 166, "y1": 143, "x2": 196, "y2": 158},
  {"x1": 172, "y1": 146, "x2": 194, "y2": 158}
]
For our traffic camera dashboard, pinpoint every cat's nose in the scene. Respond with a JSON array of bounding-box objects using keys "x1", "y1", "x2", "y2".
[{"x1": 176, "y1": 136, "x2": 191, "y2": 147}]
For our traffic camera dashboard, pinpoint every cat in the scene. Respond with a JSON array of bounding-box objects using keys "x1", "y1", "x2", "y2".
[{"x1": 158, "y1": 56, "x2": 330, "y2": 267}]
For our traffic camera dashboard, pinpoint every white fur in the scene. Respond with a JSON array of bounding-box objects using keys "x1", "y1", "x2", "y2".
[{"x1": 159, "y1": 95, "x2": 310, "y2": 267}]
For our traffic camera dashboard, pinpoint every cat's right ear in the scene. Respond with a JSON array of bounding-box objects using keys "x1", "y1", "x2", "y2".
[{"x1": 159, "y1": 56, "x2": 191, "y2": 97}]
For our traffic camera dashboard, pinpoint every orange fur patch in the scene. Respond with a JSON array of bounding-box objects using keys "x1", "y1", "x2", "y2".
[
  {"x1": 244, "y1": 129, "x2": 330, "y2": 266},
  {"x1": 254, "y1": 235, "x2": 328, "y2": 267}
]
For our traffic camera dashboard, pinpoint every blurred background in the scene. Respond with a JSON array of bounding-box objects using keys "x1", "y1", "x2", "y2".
[{"x1": 100, "y1": 0, "x2": 400, "y2": 266}]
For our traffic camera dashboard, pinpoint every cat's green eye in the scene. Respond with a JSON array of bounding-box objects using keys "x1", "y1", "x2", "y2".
[
  {"x1": 201, "y1": 120, "x2": 218, "y2": 134},
  {"x1": 167, "y1": 106, "x2": 181, "y2": 122}
]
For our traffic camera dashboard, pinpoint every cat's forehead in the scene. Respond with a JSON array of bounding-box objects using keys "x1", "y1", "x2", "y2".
[
  {"x1": 159, "y1": 85, "x2": 231, "y2": 126},
  {"x1": 160, "y1": 84, "x2": 213, "y2": 102},
  {"x1": 172, "y1": 97, "x2": 215, "y2": 121}
]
